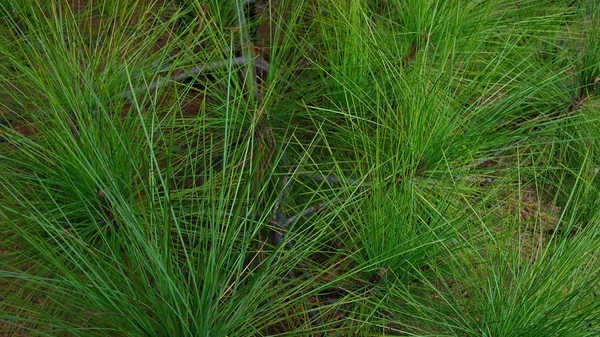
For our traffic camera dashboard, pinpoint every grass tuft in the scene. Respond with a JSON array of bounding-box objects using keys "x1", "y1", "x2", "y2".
[{"x1": 1, "y1": 0, "x2": 600, "y2": 336}]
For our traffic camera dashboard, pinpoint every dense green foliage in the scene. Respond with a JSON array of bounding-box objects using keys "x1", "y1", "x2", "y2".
[{"x1": 1, "y1": 0, "x2": 599, "y2": 335}]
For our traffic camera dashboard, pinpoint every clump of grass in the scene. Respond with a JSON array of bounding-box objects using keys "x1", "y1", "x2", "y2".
[{"x1": 1, "y1": 0, "x2": 600, "y2": 336}]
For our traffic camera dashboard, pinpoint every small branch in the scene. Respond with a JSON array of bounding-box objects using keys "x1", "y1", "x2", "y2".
[
  {"x1": 458, "y1": 139, "x2": 527, "y2": 174},
  {"x1": 271, "y1": 175, "x2": 291, "y2": 227},
  {"x1": 149, "y1": 52, "x2": 177, "y2": 73},
  {"x1": 122, "y1": 1, "x2": 270, "y2": 103},
  {"x1": 269, "y1": 172, "x2": 347, "y2": 280},
  {"x1": 569, "y1": 90, "x2": 591, "y2": 113},
  {"x1": 267, "y1": 169, "x2": 362, "y2": 327},
  {"x1": 447, "y1": 139, "x2": 528, "y2": 184},
  {"x1": 569, "y1": 76, "x2": 599, "y2": 112},
  {"x1": 457, "y1": 79, "x2": 595, "y2": 180},
  {"x1": 283, "y1": 202, "x2": 327, "y2": 228},
  {"x1": 271, "y1": 175, "x2": 294, "y2": 276},
  {"x1": 269, "y1": 168, "x2": 360, "y2": 285},
  {"x1": 124, "y1": 56, "x2": 243, "y2": 101},
  {"x1": 123, "y1": 55, "x2": 270, "y2": 102}
]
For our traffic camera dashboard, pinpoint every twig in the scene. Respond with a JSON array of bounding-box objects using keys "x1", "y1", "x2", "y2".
[
  {"x1": 270, "y1": 169, "x2": 363, "y2": 231},
  {"x1": 458, "y1": 139, "x2": 527, "y2": 174},
  {"x1": 123, "y1": 55, "x2": 270, "y2": 102},
  {"x1": 283, "y1": 202, "x2": 328, "y2": 228},
  {"x1": 124, "y1": 56, "x2": 239, "y2": 100},
  {"x1": 122, "y1": 0, "x2": 269, "y2": 103},
  {"x1": 455, "y1": 82, "x2": 596, "y2": 182},
  {"x1": 271, "y1": 175, "x2": 294, "y2": 276},
  {"x1": 149, "y1": 52, "x2": 177, "y2": 72},
  {"x1": 446, "y1": 139, "x2": 529, "y2": 185},
  {"x1": 271, "y1": 175, "x2": 291, "y2": 227},
  {"x1": 270, "y1": 173, "x2": 348, "y2": 278},
  {"x1": 267, "y1": 169, "x2": 362, "y2": 327},
  {"x1": 569, "y1": 89, "x2": 591, "y2": 112}
]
